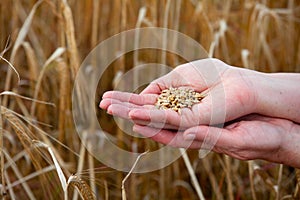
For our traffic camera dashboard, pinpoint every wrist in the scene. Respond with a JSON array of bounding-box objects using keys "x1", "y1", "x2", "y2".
[
  {"x1": 254, "y1": 73, "x2": 300, "y2": 123},
  {"x1": 244, "y1": 70, "x2": 269, "y2": 114},
  {"x1": 252, "y1": 72, "x2": 274, "y2": 113}
]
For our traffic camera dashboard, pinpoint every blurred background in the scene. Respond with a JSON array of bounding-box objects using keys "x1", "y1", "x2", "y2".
[{"x1": 0, "y1": 0, "x2": 300, "y2": 199}]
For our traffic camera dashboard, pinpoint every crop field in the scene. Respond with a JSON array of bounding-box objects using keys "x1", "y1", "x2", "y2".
[{"x1": 0, "y1": 0, "x2": 300, "y2": 199}]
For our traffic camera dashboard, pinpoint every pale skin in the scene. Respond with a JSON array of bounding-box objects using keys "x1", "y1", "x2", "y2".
[{"x1": 100, "y1": 58, "x2": 300, "y2": 168}]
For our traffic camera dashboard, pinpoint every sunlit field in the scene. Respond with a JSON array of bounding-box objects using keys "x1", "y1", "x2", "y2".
[{"x1": 0, "y1": 0, "x2": 300, "y2": 199}]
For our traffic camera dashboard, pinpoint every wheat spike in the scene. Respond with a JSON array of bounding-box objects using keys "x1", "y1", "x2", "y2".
[{"x1": 68, "y1": 175, "x2": 95, "y2": 200}]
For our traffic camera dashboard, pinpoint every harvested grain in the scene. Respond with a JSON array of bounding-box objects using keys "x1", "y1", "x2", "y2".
[{"x1": 155, "y1": 87, "x2": 205, "y2": 114}]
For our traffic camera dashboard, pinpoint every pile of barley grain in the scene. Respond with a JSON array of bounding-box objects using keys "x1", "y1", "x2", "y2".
[{"x1": 155, "y1": 87, "x2": 205, "y2": 114}]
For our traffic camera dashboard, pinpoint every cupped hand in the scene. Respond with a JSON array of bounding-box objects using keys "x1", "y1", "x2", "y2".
[
  {"x1": 132, "y1": 114, "x2": 300, "y2": 168},
  {"x1": 100, "y1": 58, "x2": 261, "y2": 128}
]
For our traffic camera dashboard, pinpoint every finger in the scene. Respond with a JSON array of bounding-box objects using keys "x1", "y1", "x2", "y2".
[
  {"x1": 140, "y1": 74, "x2": 171, "y2": 95},
  {"x1": 99, "y1": 98, "x2": 111, "y2": 110},
  {"x1": 132, "y1": 119, "x2": 182, "y2": 130},
  {"x1": 140, "y1": 81, "x2": 164, "y2": 95},
  {"x1": 184, "y1": 126, "x2": 228, "y2": 148},
  {"x1": 105, "y1": 103, "x2": 180, "y2": 129},
  {"x1": 99, "y1": 98, "x2": 143, "y2": 110},
  {"x1": 133, "y1": 124, "x2": 202, "y2": 149},
  {"x1": 102, "y1": 91, "x2": 158, "y2": 105},
  {"x1": 107, "y1": 104, "x2": 132, "y2": 120},
  {"x1": 129, "y1": 108, "x2": 186, "y2": 127},
  {"x1": 99, "y1": 98, "x2": 129, "y2": 110},
  {"x1": 106, "y1": 103, "x2": 161, "y2": 120},
  {"x1": 140, "y1": 69, "x2": 196, "y2": 95}
]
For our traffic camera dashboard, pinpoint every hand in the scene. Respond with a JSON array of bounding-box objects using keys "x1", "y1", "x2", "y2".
[
  {"x1": 132, "y1": 114, "x2": 300, "y2": 168},
  {"x1": 100, "y1": 58, "x2": 261, "y2": 128},
  {"x1": 99, "y1": 58, "x2": 300, "y2": 168}
]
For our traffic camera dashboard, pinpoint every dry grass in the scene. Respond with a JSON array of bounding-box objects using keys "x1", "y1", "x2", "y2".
[{"x1": 0, "y1": 0, "x2": 300, "y2": 199}]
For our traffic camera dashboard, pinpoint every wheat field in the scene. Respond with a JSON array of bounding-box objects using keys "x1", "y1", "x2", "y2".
[{"x1": 0, "y1": 0, "x2": 300, "y2": 199}]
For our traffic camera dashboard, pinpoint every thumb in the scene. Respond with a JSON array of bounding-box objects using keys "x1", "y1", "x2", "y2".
[
  {"x1": 140, "y1": 70, "x2": 188, "y2": 95},
  {"x1": 140, "y1": 74, "x2": 171, "y2": 95}
]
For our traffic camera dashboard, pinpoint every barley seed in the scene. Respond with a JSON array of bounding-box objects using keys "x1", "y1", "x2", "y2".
[{"x1": 155, "y1": 87, "x2": 205, "y2": 114}]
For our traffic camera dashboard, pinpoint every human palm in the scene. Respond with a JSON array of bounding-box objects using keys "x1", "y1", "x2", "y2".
[{"x1": 100, "y1": 58, "x2": 259, "y2": 129}]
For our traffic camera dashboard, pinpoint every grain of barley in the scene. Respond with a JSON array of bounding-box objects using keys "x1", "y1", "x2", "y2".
[{"x1": 155, "y1": 87, "x2": 205, "y2": 114}]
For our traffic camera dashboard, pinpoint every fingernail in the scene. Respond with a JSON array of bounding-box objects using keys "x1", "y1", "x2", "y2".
[
  {"x1": 184, "y1": 133, "x2": 195, "y2": 141},
  {"x1": 107, "y1": 106, "x2": 112, "y2": 114},
  {"x1": 128, "y1": 109, "x2": 136, "y2": 117},
  {"x1": 132, "y1": 124, "x2": 137, "y2": 131},
  {"x1": 132, "y1": 125, "x2": 141, "y2": 133}
]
